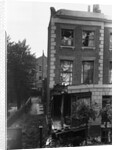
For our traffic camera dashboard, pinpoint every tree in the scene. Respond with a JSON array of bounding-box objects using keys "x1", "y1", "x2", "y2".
[
  {"x1": 76, "y1": 102, "x2": 97, "y2": 145},
  {"x1": 7, "y1": 37, "x2": 36, "y2": 109}
]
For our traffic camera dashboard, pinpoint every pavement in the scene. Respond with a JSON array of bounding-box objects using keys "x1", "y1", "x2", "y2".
[
  {"x1": 8, "y1": 96, "x2": 44, "y2": 117},
  {"x1": 8, "y1": 96, "x2": 47, "y2": 149}
]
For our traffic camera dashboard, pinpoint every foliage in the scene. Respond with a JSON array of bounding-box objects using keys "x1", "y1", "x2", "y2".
[
  {"x1": 99, "y1": 104, "x2": 112, "y2": 126},
  {"x1": 74, "y1": 101, "x2": 97, "y2": 124},
  {"x1": 7, "y1": 36, "x2": 36, "y2": 109},
  {"x1": 99, "y1": 104, "x2": 112, "y2": 144},
  {"x1": 75, "y1": 102, "x2": 97, "y2": 145}
]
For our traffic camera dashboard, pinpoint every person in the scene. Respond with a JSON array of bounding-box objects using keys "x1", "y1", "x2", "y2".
[{"x1": 83, "y1": 33, "x2": 89, "y2": 46}]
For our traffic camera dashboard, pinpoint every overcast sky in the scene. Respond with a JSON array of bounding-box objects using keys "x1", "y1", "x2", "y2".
[{"x1": 7, "y1": 0, "x2": 112, "y2": 58}]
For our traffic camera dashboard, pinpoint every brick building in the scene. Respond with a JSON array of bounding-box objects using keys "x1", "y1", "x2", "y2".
[
  {"x1": 35, "y1": 52, "x2": 47, "y2": 92},
  {"x1": 47, "y1": 6, "x2": 112, "y2": 137}
]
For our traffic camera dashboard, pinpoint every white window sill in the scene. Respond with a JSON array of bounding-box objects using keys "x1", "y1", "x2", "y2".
[
  {"x1": 81, "y1": 47, "x2": 95, "y2": 50},
  {"x1": 60, "y1": 46, "x2": 75, "y2": 50}
]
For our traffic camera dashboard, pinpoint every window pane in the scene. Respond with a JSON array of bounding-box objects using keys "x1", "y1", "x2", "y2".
[
  {"x1": 82, "y1": 31, "x2": 95, "y2": 47},
  {"x1": 61, "y1": 29, "x2": 73, "y2": 46},
  {"x1": 60, "y1": 60, "x2": 73, "y2": 85},
  {"x1": 82, "y1": 61, "x2": 94, "y2": 84},
  {"x1": 60, "y1": 73, "x2": 72, "y2": 86},
  {"x1": 61, "y1": 60, "x2": 73, "y2": 72},
  {"x1": 72, "y1": 96, "x2": 91, "y2": 119}
]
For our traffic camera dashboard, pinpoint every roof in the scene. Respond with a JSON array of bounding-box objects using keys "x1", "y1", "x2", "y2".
[
  {"x1": 36, "y1": 55, "x2": 47, "y2": 60},
  {"x1": 51, "y1": 7, "x2": 112, "y2": 23}
]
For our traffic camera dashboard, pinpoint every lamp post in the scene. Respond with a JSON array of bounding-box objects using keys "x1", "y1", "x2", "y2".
[{"x1": 39, "y1": 126, "x2": 43, "y2": 148}]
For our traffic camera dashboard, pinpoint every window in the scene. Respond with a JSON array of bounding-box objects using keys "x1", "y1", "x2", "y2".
[
  {"x1": 60, "y1": 60, "x2": 73, "y2": 86},
  {"x1": 102, "y1": 96, "x2": 112, "y2": 124},
  {"x1": 61, "y1": 29, "x2": 74, "y2": 46},
  {"x1": 39, "y1": 76, "x2": 42, "y2": 80},
  {"x1": 39, "y1": 66, "x2": 42, "y2": 71},
  {"x1": 81, "y1": 61, "x2": 94, "y2": 84},
  {"x1": 82, "y1": 30, "x2": 95, "y2": 47},
  {"x1": 109, "y1": 32, "x2": 112, "y2": 50},
  {"x1": 109, "y1": 62, "x2": 112, "y2": 84},
  {"x1": 72, "y1": 94, "x2": 91, "y2": 119}
]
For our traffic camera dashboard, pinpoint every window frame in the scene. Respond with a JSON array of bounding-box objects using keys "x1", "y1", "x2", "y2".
[
  {"x1": 81, "y1": 27, "x2": 96, "y2": 50},
  {"x1": 60, "y1": 60, "x2": 73, "y2": 86},
  {"x1": 60, "y1": 25, "x2": 75, "y2": 49},
  {"x1": 71, "y1": 93, "x2": 91, "y2": 120},
  {"x1": 81, "y1": 61, "x2": 94, "y2": 84}
]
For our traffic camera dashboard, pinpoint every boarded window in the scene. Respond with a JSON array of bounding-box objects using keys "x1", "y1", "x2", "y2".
[
  {"x1": 81, "y1": 61, "x2": 94, "y2": 84},
  {"x1": 82, "y1": 31, "x2": 95, "y2": 47},
  {"x1": 61, "y1": 29, "x2": 74, "y2": 46},
  {"x1": 60, "y1": 60, "x2": 73, "y2": 86}
]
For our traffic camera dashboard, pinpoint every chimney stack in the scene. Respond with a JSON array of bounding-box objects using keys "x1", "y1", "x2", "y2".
[
  {"x1": 88, "y1": 5, "x2": 91, "y2": 12},
  {"x1": 93, "y1": 4, "x2": 101, "y2": 13}
]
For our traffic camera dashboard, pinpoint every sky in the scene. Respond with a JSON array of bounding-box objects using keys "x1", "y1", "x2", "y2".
[{"x1": 7, "y1": 0, "x2": 112, "y2": 58}]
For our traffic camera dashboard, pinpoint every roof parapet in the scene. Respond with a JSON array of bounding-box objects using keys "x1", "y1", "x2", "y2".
[{"x1": 50, "y1": 6, "x2": 111, "y2": 22}]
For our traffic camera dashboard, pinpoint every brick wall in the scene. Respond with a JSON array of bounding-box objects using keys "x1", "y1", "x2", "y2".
[{"x1": 54, "y1": 24, "x2": 102, "y2": 85}]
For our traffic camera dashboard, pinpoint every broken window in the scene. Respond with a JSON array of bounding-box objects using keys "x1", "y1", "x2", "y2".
[
  {"x1": 110, "y1": 32, "x2": 112, "y2": 50},
  {"x1": 81, "y1": 61, "x2": 94, "y2": 84},
  {"x1": 61, "y1": 29, "x2": 74, "y2": 46},
  {"x1": 60, "y1": 60, "x2": 73, "y2": 86},
  {"x1": 82, "y1": 30, "x2": 95, "y2": 47},
  {"x1": 109, "y1": 62, "x2": 112, "y2": 84},
  {"x1": 72, "y1": 94, "x2": 91, "y2": 125}
]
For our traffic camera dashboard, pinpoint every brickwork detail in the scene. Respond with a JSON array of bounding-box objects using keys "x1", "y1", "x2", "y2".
[
  {"x1": 98, "y1": 25, "x2": 104, "y2": 84},
  {"x1": 49, "y1": 22, "x2": 56, "y2": 88}
]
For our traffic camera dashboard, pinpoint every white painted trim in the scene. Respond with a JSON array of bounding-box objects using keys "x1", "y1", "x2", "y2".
[
  {"x1": 81, "y1": 57, "x2": 96, "y2": 61},
  {"x1": 52, "y1": 18, "x2": 104, "y2": 27},
  {"x1": 68, "y1": 84, "x2": 112, "y2": 90},
  {"x1": 59, "y1": 56, "x2": 75, "y2": 60},
  {"x1": 104, "y1": 23, "x2": 112, "y2": 28}
]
